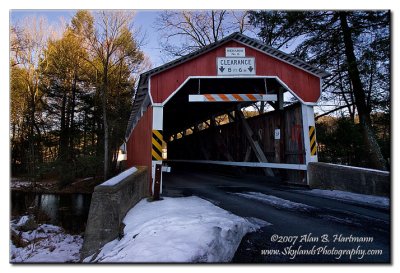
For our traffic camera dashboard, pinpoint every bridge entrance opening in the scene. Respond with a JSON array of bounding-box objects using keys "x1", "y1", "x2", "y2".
[{"x1": 162, "y1": 76, "x2": 310, "y2": 184}]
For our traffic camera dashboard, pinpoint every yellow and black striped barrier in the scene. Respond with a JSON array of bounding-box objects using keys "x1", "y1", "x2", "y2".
[
  {"x1": 152, "y1": 130, "x2": 165, "y2": 161},
  {"x1": 309, "y1": 126, "x2": 317, "y2": 156}
]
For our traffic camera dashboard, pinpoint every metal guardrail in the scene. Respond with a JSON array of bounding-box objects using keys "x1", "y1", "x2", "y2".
[{"x1": 166, "y1": 160, "x2": 307, "y2": 171}]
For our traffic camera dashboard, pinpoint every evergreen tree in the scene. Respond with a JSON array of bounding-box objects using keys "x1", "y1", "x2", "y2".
[{"x1": 249, "y1": 10, "x2": 390, "y2": 170}]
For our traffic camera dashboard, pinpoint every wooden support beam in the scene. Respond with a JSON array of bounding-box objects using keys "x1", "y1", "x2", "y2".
[
  {"x1": 215, "y1": 132, "x2": 235, "y2": 162},
  {"x1": 274, "y1": 135, "x2": 281, "y2": 163},
  {"x1": 199, "y1": 138, "x2": 211, "y2": 160},
  {"x1": 244, "y1": 145, "x2": 252, "y2": 162},
  {"x1": 167, "y1": 102, "x2": 251, "y2": 139},
  {"x1": 236, "y1": 109, "x2": 275, "y2": 176},
  {"x1": 227, "y1": 112, "x2": 236, "y2": 122},
  {"x1": 267, "y1": 101, "x2": 277, "y2": 110},
  {"x1": 278, "y1": 88, "x2": 284, "y2": 110},
  {"x1": 210, "y1": 116, "x2": 217, "y2": 127}
]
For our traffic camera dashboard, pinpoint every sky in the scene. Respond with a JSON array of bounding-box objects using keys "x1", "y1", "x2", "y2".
[
  {"x1": 9, "y1": 9, "x2": 300, "y2": 70},
  {"x1": 134, "y1": 11, "x2": 171, "y2": 67},
  {"x1": 10, "y1": 10, "x2": 166, "y2": 67}
]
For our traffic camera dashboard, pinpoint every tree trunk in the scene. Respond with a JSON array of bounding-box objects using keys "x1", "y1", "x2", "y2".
[
  {"x1": 69, "y1": 74, "x2": 77, "y2": 158},
  {"x1": 103, "y1": 94, "x2": 109, "y2": 180},
  {"x1": 29, "y1": 90, "x2": 36, "y2": 182},
  {"x1": 259, "y1": 101, "x2": 265, "y2": 114},
  {"x1": 95, "y1": 117, "x2": 103, "y2": 158},
  {"x1": 59, "y1": 89, "x2": 68, "y2": 161},
  {"x1": 83, "y1": 110, "x2": 87, "y2": 154},
  {"x1": 339, "y1": 12, "x2": 387, "y2": 170},
  {"x1": 103, "y1": 67, "x2": 109, "y2": 180}
]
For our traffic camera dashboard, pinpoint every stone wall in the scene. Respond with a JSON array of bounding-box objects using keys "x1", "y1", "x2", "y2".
[
  {"x1": 308, "y1": 162, "x2": 390, "y2": 197},
  {"x1": 81, "y1": 166, "x2": 148, "y2": 259}
]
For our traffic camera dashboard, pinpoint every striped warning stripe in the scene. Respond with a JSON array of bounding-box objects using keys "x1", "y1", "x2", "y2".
[
  {"x1": 309, "y1": 126, "x2": 317, "y2": 156},
  {"x1": 199, "y1": 94, "x2": 267, "y2": 102},
  {"x1": 204, "y1": 93, "x2": 261, "y2": 102},
  {"x1": 152, "y1": 130, "x2": 165, "y2": 161}
]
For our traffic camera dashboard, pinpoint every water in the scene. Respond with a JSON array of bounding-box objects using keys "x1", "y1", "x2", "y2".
[{"x1": 11, "y1": 191, "x2": 92, "y2": 234}]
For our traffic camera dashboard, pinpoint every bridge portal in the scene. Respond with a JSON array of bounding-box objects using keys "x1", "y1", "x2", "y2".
[{"x1": 124, "y1": 32, "x2": 329, "y2": 194}]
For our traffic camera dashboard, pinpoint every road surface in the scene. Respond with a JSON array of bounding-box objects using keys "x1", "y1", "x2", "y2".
[{"x1": 162, "y1": 170, "x2": 390, "y2": 263}]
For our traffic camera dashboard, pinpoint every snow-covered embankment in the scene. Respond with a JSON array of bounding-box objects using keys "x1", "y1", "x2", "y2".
[
  {"x1": 85, "y1": 196, "x2": 266, "y2": 263},
  {"x1": 10, "y1": 216, "x2": 82, "y2": 263}
]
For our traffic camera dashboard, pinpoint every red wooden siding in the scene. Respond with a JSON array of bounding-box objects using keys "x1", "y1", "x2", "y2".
[
  {"x1": 150, "y1": 40, "x2": 321, "y2": 104},
  {"x1": 126, "y1": 106, "x2": 153, "y2": 192}
]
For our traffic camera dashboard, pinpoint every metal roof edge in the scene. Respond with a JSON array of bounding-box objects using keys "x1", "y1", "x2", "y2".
[
  {"x1": 125, "y1": 74, "x2": 150, "y2": 139},
  {"x1": 232, "y1": 34, "x2": 330, "y2": 78}
]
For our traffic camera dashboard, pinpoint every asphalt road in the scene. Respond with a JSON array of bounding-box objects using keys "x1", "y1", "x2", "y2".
[{"x1": 162, "y1": 170, "x2": 391, "y2": 263}]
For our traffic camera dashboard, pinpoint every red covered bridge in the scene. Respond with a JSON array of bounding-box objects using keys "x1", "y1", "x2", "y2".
[{"x1": 124, "y1": 32, "x2": 329, "y2": 194}]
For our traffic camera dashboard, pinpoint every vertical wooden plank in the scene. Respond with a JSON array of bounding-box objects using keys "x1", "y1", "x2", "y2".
[{"x1": 274, "y1": 136, "x2": 280, "y2": 163}]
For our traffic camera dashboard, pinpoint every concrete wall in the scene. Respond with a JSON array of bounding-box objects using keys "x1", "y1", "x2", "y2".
[
  {"x1": 81, "y1": 166, "x2": 148, "y2": 260},
  {"x1": 308, "y1": 162, "x2": 390, "y2": 197}
]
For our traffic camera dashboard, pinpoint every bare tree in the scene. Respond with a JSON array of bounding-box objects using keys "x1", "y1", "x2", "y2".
[
  {"x1": 72, "y1": 10, "x2": 144, "y2": 179},
  {"x1": 231, "y1": 11, "x2": 252, "y2": 34},
  {"x1": 10, "y1": 17, "x2": 54, "y2": 180},
  {"x1": 154, "y1": 10, "x2": 253, "y2": 57}
]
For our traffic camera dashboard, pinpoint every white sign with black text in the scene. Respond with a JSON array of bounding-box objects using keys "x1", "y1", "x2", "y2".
[
  {"x1": 217, "y1": 57, "x2": 256, "y2": 75},
  {"x1": 274, "y1": 129, "x2": 281, "y2": 140},
  {"x1": 225, "y1": 47, "x2": 245, "y2": 57}
]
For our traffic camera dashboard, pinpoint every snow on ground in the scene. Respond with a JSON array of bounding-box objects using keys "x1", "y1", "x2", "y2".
[
  {"x1": 86, "y1": 196, "x2": 267, "y2": 263},
  {"x1": 233, "y1": 192, "x2": 316, "y2": 212},
  {"x1": 323, "y1": 163, "x2": 390, "y2": 174},
  {"x1": 100, "y1": 167, "x2": 137, "y2": 186},
  {"x1": 319, "y1": 215, "x2": 361, "y2": 227},
  {"x1": 10, "y1": 178, "x2": 32, "y2": 189},
  {"x1": 300, "y1": 189, "x2": 389, "y2": 209},
  {"x1": 77, "y1": 177, "x2": 94, "y2": 182},
  {"x1": 16, "y1": 216, "x2": 30, "y2": 227},
  {"x1": 10, "y1": 178, "x2": 56, "y2": 190},
  {"x1": 10, "y1": 219, "x2": 82, "y2": 263}
]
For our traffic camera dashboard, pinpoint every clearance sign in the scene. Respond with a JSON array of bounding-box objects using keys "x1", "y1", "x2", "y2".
[
  {"x1": 217, "y1": 47, "x2": 255, "y2": 75},
  {"x1": 217, "y1": 57, "x2": 256, "y2": 76}
]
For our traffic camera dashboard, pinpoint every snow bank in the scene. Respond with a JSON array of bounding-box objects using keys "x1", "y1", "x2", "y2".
[
  {"x1": 10, "y1": 220, "x2": 82, "y2": 263},
  {"x1": 303, "y1": 189, "x2": 389, "y2": 209},
  {"x1": 16, "y1": 216, "x2": 30, "y2": 227},
  {"x1": 86, "y1": 196, "x2": 265, "y2": 263},
  {"x1": 323, "y1": 163, "x2": 389, "y2": 174},
  {"x1": 233, "y1": 192, "x2": 316, "y2": 212},
  {"x1": 100, "y1": 167, "x2": 137, "y2": 186}
]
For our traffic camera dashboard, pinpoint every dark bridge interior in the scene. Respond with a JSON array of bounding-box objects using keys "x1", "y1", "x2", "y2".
[
  {"x1": 163, "y1": 77, "x2": 283, "y2": 139},
  {"x1": 162, "y1": 77, "x2": 306, "y2": 183}
]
